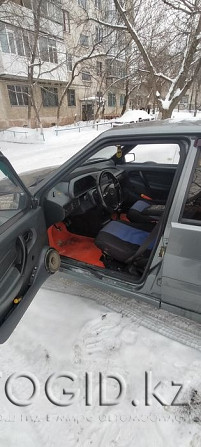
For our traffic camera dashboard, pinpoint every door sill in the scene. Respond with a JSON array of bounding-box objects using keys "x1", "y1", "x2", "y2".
[
  {"x1": 61, "y1": 256, "x2": 143, "y2": 288},
  {"x1": 58, "y1": 258, "x2": 160, "y2": 307}
]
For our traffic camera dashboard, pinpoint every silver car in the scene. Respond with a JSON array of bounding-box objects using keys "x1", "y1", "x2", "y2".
[{"x1": 0, "y1": 120, "x2": 201, "y2": 343}]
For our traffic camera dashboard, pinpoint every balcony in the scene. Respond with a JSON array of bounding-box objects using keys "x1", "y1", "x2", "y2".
[{"x1": 0, "y1": 23, "x2": 67, "y2": 81}]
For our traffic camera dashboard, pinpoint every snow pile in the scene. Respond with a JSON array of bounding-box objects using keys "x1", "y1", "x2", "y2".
[
  {"x1": 0, "y1": 127, "x2": 45, "y2": 144},
  {"x1": 170, "y1": 110, "x2": 201, "y2": 122}
]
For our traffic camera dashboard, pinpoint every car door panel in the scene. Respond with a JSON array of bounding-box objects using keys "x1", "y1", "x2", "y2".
[
  {"x1": 161, "y1": 222, "x2": 201, "y2": 314},
  {"x1": 0, "y1": 207, "x2": 48, "y2": 318},
  {"x1": 160, "y1": 146, "x2": 201, "y2": 316},
  {"x1": 120, "y1": 165, "x2": 177, "y2": 204},
  {"x1": 0, "y1": 246, "x2": 51, "y2": 344},
  {"x1": 0, "y1": 153, "x2": 57, "y2": 342}
]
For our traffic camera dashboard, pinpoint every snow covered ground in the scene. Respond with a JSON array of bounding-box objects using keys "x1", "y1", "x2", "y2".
[
  {"x1": 0, "y1": 110, "x2": 197, "y2": 175},
  {"x1": 0, "y1": 123, "x2": 109, "y2": 174},
  {"x1": 171, "y1": 110, "x2": 201, "y2": 121},
  {"x1": 0, "y1": 274, "x2": 201, "y2": 447},
  {"x1": 0, "y1": 117, "x2": 201, "y2": 446}
]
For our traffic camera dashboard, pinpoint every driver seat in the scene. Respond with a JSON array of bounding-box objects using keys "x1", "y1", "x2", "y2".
[{"x1": 95, "y1": 220, "x2": 157, "y2": 265}]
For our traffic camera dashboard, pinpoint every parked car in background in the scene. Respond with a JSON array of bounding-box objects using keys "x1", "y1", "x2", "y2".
[{"x1": 113, "y1": 109, "x2": 155, "y2": 126}]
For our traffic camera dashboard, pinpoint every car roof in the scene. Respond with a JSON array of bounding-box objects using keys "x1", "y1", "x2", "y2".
[{"x1": 101, "y1": 120, "x2": 201, "y2": 138}]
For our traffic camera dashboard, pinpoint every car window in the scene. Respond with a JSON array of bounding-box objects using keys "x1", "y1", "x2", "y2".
[
  {"x1": 0, "y1": 161, "x2": 27, "y2": 227},
  {"x1": 125, "y1": 143, "x2": 180, "y2": 164},
  {"x1": 88, "y1": 146, "x2": 119, "y2": 161},
  {"x1": 181, "y1": 152, "x2": 201, "y2": 223}
]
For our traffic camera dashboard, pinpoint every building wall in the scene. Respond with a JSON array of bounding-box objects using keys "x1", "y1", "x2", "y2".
[
  {"x1": 0, "y1": 77, "x2": 126, "y2": 128},
  {"x1": 0, "y1": 80, "x2": 70, "y2": 128},
  {"x1": 0, "y1": 0, "x2": 127, "y2": 128}
]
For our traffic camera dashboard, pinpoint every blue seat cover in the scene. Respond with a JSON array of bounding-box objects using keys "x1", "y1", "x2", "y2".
[
  {"x1": 101, "y1": 221, "x2": 154, "y2": 249},
  {"x1": 130, "y1": 200, "x2": 150, "y2": 212}
]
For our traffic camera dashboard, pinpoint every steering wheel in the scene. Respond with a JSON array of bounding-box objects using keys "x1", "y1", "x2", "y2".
[{"x1": 96, "y1": 170, "x2": 123, "y2": 212}]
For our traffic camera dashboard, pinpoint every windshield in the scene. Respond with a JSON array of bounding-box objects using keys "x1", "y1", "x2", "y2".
[
  {"x1": 87, "y1": 143, "x2": 180, "y2": 164},
  {"x1": 88, "y1": 146, "x2": 120, "y2": 161}
]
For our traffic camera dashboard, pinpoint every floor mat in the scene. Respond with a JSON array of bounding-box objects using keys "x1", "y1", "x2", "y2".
[
  {"x1": 48, "y1": 222, "x2": 104, "y2": 268},
  {"x1": 112, "y1": 213, "x2": 130, "y2": 222}
]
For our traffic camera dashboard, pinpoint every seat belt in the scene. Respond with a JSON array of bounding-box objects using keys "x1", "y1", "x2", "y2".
[{"x1": 126, "y1": 222, "x2": 160, "y2": 264}]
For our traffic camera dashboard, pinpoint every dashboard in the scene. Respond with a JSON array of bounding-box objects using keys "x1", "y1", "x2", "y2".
[
  {"x1": 73, "y1": 175, "x2": 96, "y2": 197},
  {"x1": 45, "y1": 168, "x2": 124, "y2": 226}
]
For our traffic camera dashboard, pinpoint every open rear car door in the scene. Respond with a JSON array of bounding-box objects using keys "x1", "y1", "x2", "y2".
[{"x1": 0, "y1": 152, "x2": 60, "y2": 343}]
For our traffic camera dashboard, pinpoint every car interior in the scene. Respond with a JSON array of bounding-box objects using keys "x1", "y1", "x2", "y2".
[{"x1": 44, "y1": 141, "x2": 181, "y2": 279}]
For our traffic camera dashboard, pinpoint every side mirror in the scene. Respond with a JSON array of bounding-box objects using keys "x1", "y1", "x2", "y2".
[
  {"x1": 0, "y1": 192, "x2": 27, "y2": 211},
  {"x1": 125, "y1": 153, "x2": 135, "y2": 163}
]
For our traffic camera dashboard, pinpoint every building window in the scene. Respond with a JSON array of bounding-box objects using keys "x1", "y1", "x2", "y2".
[
  {"x1": 22, "y1": 0, "x2": 63, "y2": 24},
  {"x1": 96, "y1": 61, "x2": 102, "y2": 76},
  {"x1": 0, "y1": 23, "x2": 9, "y2": 53},
  {"x1": 48, "y1": 39, "x2": 58, "y2": 63},
  {"x1": 48, "y1": 2, "x2": 63, "y2": 23},
  {"x1": 82, "y1": 71, "x2": 91, "y2": 81},
  {"x1": 97, "y1": 91, "x2": 103, "y2": 104},
  {"x1": 120, "y1": 94, "x2": 125, "y2": 106},
  {"x1": 23, "y1": 31, "x2": 31, "y2": 57},
  {"x1": 78, "y1": 0, "x2": 87, "y2": 8},
  {"x1": 67, "y1": 89, "x2": 76, "y2": 106},
  {"x1": 22, "y1": 0, "x2": 33, "y2": 9},
  {"x1": 95, "y1": 27, "x2": 103, "y2": 44},
  {"x1": 80, "y1": 34, "x2": 89, "y2": 46},
  {"x1": 180, "y1": 95, "x2": 188, "y2": 105},
  {"x1": 39, "y1": 36, "x2": 48, "y2": 61},
  {"x1": 63, "y1": 10, "x2": 70, "y2": 32},
  {"x1": 41, "y1": 0, "x2": 48, "y2": 15},
  {"x1": 0, "y1": 24, "x2": 30, "y2": 57},
  {"x1": 95, "y1": 0, "x2": 101, "y2": 9},
  {"x1": 7, "y1": 85, "x2": 29, "y2": 106},
  {"x1": 15, "y1": 29, "x2": 25, "y2": 56},
  {"x1": 7, "y1": 29, "x2": 16, "y2": 54},
  {"x1": 39, "y1": 36, "x2": 58, "y2": 63},
  {"x1": 66, "y1": 53, "x2": 72, "y2": 71},
  {"x1": 106, "y1": 59, "x2": 126, "y2": 78},
  {"x1": 41, "y1": 87, "x2": 58, "y2": 107},
  {"x1": 108, "y1": 92, "x2": 116, "y2": 107}
]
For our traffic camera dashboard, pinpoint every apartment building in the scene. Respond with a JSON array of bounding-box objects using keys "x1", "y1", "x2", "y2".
[{"x1": 0, "y1": 0, "x2": 127, "y2": 128}]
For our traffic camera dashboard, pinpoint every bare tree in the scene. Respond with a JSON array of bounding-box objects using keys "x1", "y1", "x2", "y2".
[
  {"x1": 90, "y1": 0, "x2": 201, "y2": 119},
  {"x1": 56, "y1": 51, "x2": 107, "y2": 125},
  {"x1": 55, "y1": 5, "x2": 133, "y2": 123}
]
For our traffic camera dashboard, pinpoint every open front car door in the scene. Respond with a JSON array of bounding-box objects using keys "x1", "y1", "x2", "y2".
[{"x1": 0, "y1": 152, "x2": 60, "y2": 343}]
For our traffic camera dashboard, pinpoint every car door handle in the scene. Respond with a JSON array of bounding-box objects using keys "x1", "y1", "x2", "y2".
[{"x1": 16, "y1": 235, "x2": 27, "y2": 276}]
